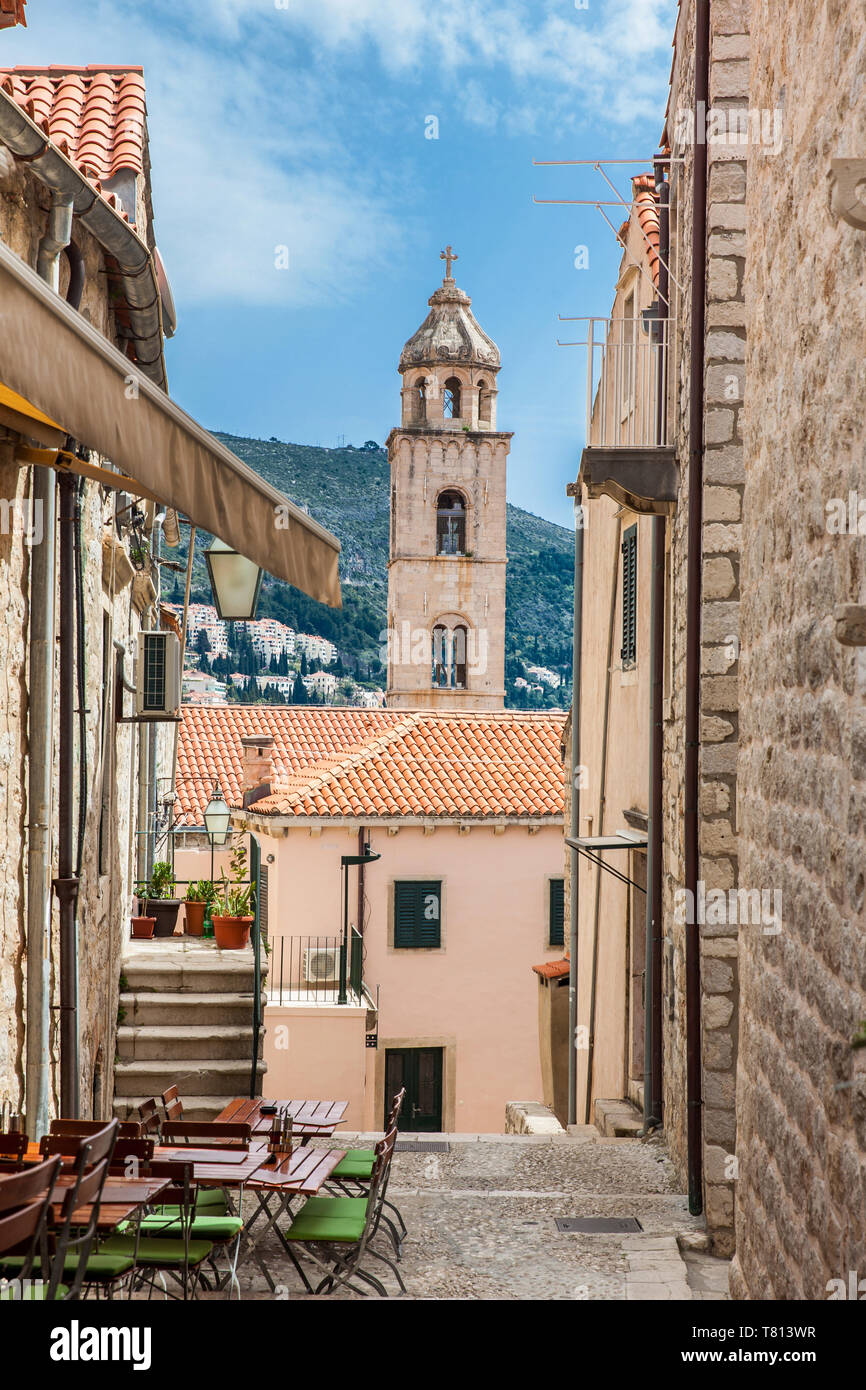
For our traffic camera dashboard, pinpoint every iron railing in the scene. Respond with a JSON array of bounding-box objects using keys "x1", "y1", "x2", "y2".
[
  {"x1": 268, "y1": 929, "x2": 365, "y2": 1005},
  {"x1": 561, "y1": 313, "x2": 675, "y2": 450}
]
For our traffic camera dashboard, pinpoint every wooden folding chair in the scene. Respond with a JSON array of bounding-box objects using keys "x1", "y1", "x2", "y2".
[
  {"x1": 161, "y1": 1086, "x2": 183, "y2": 1123},
  {"x1": 0, "y1": 1134, "x2": 28, "y2": 1169},
  {"x1": 137, "y1": 1099, "x2": 161, "y2": 1138},
  {"x1": 327, "y1": 1087, "x2": 408, "y2": 1254},
  {"x1": 50, "y1": 1118, "x2": 141, "y2": 1140},
  {"x1": 0, "y1": 1157, "x2": 62, "y2": 1299}
]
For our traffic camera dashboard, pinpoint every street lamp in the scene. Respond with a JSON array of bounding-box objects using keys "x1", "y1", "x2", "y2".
[
  {"x1": 205, "y1": 537, "x2": 264, "y2": 621},
  {"x1": 339, "y1": 848, "x2": 381, "y2": 1004},
  {"x1": 204, "y1": 783, "x2": 231, "y2": 882}
]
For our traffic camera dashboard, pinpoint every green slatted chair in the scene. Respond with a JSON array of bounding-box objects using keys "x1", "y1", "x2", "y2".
[
  {"x1": 0, "y1": 1156, "x2": 63, "y2": 1301},
  {"x1": 101, "y1": 1162, "x2": 213, "y2": 1301},
  {"x1": 327, "y1": 1087, "x2": 407, "y2": 1255},
  {"x1": 285, "y1": 1129, "x2": 404, "y2": 1296}
]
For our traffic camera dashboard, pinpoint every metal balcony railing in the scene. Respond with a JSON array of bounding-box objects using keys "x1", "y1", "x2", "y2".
[
  {"x1": 563, "y1": 313, "x2": 675, "y2": 451},
  {"x1": 268, "y1": 929, "x2": 365, "y2": 1005}
]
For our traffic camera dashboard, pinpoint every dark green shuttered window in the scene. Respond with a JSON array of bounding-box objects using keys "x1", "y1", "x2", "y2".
[
  {"x1": 549, "y1": 878, "x2": 565, "y2": 948},
  {"x1": 621, "y1": 524, "x2": 637, "y2": 668},
  {"x1": 394, "y1": 881, "x2": 442, "y2": 949}
]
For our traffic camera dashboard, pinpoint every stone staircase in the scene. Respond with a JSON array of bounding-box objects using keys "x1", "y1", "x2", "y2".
[{"x1": 114, "y1": 940, "x2": 267, "y2": 1123}]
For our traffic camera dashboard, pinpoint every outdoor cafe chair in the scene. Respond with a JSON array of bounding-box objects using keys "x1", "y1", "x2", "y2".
[
  {"x1": 283, "y1": 1129, "x2": 405, "y2": 1296},
  {"x1": 0, "y1": 1156, "x2": 62, "y2": 1299},
  {"x1": 161, "y1": 1085, "x2": 184, "y2": 1123},
  {"x1": 101, "y1": 1161, "x2": 215, "y2": 1301},
  {"x1": 159, "y1": 1122, "x2": 252, "y2": 1217},
  {"x1": 0, "y1": 1133, "x2": 28, "y2": 1168},
  {"x1": 137, "y1": 1098, "x2": 161, "y2": 1138},
  {"x1": 50, "y1": 1118, "x2": 142, "y2": 1140},
  {"x1": 327, "y1": 1087, "x2": 408, "y2": 1254}
]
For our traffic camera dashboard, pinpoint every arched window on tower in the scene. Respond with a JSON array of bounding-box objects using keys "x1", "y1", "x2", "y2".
[
  {"x1": 413, "y1": 375, "x2": 427, "y2": 424},
  {"x1": 478, "y1": 379, "x2": 492, "y2": 425},
  {"x1": 432, "y1": 624, "x2": 448, "y2": 687},
  {"x1": 443, "y1": 377, "x2": 462, "y2": 419},
  {"x1": 453, "y1": 625, "x2": 467, "y2": 689},
  {"x1": 436, "y1": 490, "x2": 466, "y2": 556}
]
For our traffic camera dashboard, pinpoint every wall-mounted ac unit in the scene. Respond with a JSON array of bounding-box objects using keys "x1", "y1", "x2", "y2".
[
  {"x1": 135, "y1": 631, "x2": 182, "y2": 717},
  {"x1": 303, "y1": 946, "x2": 339, "y2": 984}
]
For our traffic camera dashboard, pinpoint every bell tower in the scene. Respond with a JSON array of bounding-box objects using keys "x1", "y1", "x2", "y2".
[{"x1": 386, "y1": 249, "x2": 509, "y2": 710}]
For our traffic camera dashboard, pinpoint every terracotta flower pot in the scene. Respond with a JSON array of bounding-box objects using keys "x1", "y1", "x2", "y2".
[
  {"x1": 131, "y1": 916, "x2": 156, "y2": 940},
  {"x1": 184, "y1": 901, "x2": 207, "y2": 936},
  {"x1": 212, "y1": 915, "x2": 254, "y2": 951}
]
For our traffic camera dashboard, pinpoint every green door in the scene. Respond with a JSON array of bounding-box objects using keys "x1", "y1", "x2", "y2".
[{"x1": 385, "y1": 1047, "x2": 443, "y2": 1132}]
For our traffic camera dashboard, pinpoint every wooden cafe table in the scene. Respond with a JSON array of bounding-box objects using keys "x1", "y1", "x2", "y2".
[{"x1": 216, "y1": 1097, "x2": 349, "y2": 1145}]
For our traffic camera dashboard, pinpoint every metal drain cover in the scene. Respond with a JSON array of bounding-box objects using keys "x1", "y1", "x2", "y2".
[
  {"x1": 394, "y1": 1141, "x2": 451, "y2": 1153},
  {"x1": 555, "y1": 1217, "x2": 643, "y2": 1234}
]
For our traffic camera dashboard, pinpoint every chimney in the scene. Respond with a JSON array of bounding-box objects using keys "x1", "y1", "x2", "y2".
[{"x1": 241, "y1": 735, "x2": 274, "y2": 808}]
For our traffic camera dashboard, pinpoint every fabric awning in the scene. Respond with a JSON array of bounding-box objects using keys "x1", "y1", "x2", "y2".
[
  {"x1": 0, "y1": 237, "x2": 341, "y2": 608},
  {"x1": 0, "y1": 383, "x2": 65, "y2": 449}
]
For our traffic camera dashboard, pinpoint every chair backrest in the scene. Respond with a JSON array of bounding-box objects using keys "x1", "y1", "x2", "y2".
[
  {"x1": 161, "y1": 1121, "x2": 250, "y2": 1149},
  {"x1": 50, "y1": 1150, "x2": 114, "y2": 1302},
  {"x1": 161, "y1": 1086, "x2": 183, "y2": 1123},
  {"x1": 109, "y1": 1138, "x2": 155, "y2": 1174},
  {"x1": 137, "y1": 1099, "x2": 161, "y2": 1137},
  {"x1": 50, "y1": 1118, "x2": 140, "y2": 1140},
  {"x1": 0, "y1": 1156, "x2": 61, "y2": 1285},
  {"x1": 40, "y1": 1119, "x2": 119, "y2": 1168},
  {"x1": 0, "y1": 1133, "x2": 27, "y2": 1165},
  {"x1": 386, "y1": 1086, "x2": 407, "y2": 1131}
]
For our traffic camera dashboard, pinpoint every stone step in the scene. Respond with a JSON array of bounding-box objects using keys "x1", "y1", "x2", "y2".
[
  {"x1": 113, "y1": 1057, "x2": 266, "y2": 1099},
  {"x1": 121, "y1": 960, "x2": 261, "y2": 995},
  {"x1": 117, "y1": 1025, "x2": 263, "y2": 1062},
  {"x1": 114, "y1": 1095, "x2": 242, "y2": 1124},
  {"x1": 120, "y1": 991, "x2": 258, "y2": 1027}
]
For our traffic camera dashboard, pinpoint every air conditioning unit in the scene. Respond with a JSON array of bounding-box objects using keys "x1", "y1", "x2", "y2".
[
  {"x1": 135, "y1": 631, "x2": 182, "y2": 717},
  {"x1": 303, "y1": 946, "x2": 339, "y2": 984}
]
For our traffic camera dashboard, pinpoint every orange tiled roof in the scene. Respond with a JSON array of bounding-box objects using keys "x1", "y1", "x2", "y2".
[
  {"x1": 532, "y1": 959, "x2": 570, "y2": 980},
  {"x1": 616, "y1": 174, "x2": 660, "y2": 288},
  {"x1": 177, "y1": 705, "x2": 566, "y2": 826},
  {"x1": 0, "y1": 1, "x2": 26, "y2": 28},
  {"x1": 0, "y1": 65, "x2": 146, "y2": 191}
]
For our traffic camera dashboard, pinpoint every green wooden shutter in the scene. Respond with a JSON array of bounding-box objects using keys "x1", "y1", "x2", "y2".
[
  {"x1": 621, "y1": 525, "x2": 637, "y2": 666},
  {"x1": 394, "y1": 881, "x2": 441, "y2": 948},
  {"x1": 549, "y1": 878, "x2": 565, "y2": 947}
]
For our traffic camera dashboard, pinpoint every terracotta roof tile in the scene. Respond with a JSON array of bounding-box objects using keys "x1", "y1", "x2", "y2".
[
  {"x1": 0, "y1": 1, "x2": 26, "y2": 28},
  {"x1": 0, "y1": 65, "x2": 147, "y2": 190},
  {"x1": 532, "y1": 959, "x2": 571, "y2": 980},
  {"x1": 176, "y1": 706, "x2": 566, "y2": 826},
  {"x1": 615, "y1": 174, "x2": 661, "y2": 289}
]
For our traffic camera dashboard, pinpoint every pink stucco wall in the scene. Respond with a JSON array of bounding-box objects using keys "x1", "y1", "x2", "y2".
[{"x1": 176, "y1": 821, "x2": 563, "y2": 1132}]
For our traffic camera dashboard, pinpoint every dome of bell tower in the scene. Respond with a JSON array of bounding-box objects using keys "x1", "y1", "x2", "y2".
[{"x1": 399, "y1": 247, "x2": 501, "y2": 373}]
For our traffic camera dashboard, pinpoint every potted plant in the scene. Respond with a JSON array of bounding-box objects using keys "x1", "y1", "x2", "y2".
[
  {"x1": 131, "y1": 914, "x2": 156, "y2": 940},
  {"x1": 212, "y1": 844, "x2": 255, "y2": 950},
  {"x1": 184, "y1": 879, "x2": 216, "y2": 937},
  {"x1": 140, "y1": 862, "x2": 181, "y2": 937}
]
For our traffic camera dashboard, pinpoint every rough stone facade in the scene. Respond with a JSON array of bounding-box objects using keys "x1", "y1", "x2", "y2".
[
  {"x1": 0, "y1": 137, "x2": 164, "y2": 1120},
  {"x1": 660, "y1": 0, "x2": 749, "y2": 1259},
  {"x1": 731, "y1": 0, "x2": 866, "y2": 1300}
]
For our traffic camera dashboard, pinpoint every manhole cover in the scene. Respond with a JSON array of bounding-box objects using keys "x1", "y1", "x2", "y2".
[
  {"x1": 554, "y1": 1217, "x2": 643, "y2": 1234},
  {"x1": 394, "y1": 1141, "x2": 451, "y2": 1153}
]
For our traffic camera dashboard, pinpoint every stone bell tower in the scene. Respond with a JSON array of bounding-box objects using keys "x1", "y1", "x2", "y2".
[{"x1": 386, "y1": 248, "x2": 510, "y2": 710}]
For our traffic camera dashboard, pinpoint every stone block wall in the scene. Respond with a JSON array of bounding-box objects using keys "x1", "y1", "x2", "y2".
[{"x1": 731, "y1": 0, "x2": 866, "y2": 1300}]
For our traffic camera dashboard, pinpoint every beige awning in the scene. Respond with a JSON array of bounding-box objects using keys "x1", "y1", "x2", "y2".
[{"x1": 0, "y1": 237, "x2": 341, "y2": 608}]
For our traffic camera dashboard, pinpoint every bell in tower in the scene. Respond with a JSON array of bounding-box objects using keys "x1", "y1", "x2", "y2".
[{"x1": 385, "y1": 249, "x2": 510, "y2": 710}]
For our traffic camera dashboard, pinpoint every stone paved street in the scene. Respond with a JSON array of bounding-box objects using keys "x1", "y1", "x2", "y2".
[{"x1": 211, "y1": 1130, "x2": 731, "y2": 1301}]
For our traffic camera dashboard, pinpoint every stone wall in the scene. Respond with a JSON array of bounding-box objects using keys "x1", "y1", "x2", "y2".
[
  {"x1": 0, "y1": 143, "x2": 156, "y2": 1118},
  {"x1": 662, "y1": 0, "x2": 749, "y2": 1257},
  {"x1": 731, "y1": 0, "x2": 866, "y2": 1299}
]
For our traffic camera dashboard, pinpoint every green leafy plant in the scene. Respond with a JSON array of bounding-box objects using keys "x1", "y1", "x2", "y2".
[
  {"x1": 185, "y1": 879, "x2": 217, "y2": 905},
  {"x1": 146, "y1": 861, "x2": 177, "y2": 900},
  {"x1": 216, "y1": 844, "x2": 255, "y2": 919},
  {"x1": 851, "y1": 1021, "x2": 866, "y2": 1050}
]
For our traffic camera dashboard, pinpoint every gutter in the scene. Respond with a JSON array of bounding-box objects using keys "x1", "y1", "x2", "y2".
[
  {"x1": 0, "y1": 84, "x2": 167, "y2": 390},
  {"x1": 684, "y1": 0, "x2": 711, "y2": 1216},
  {"x1": 568, "y1": 495, "x2": 584, "y2": 1127}
]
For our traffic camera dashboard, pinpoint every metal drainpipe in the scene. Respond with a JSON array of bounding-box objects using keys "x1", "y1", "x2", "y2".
[
  {"x1": 685, "y1": 0, "x2": 711, "y2": 1216},
  {"x1": 567, "y1": 491, "x2": 584, "y2": 1128},
  {"x1": 25, "y1": 191, "x2": 73, "y2": 1137},
  {"x1": 643, "y1": 162, "x2": 671, "y2": 1132}
]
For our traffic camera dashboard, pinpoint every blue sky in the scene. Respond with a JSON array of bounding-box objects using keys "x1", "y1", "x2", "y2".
[{"x1": 4, "y1": 0, "x2": 677, "y2": 528}]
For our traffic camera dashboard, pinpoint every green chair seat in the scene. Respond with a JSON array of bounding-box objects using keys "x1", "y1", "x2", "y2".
[
  {"x1": 1, "y1": 1251, "x2": 133, "y2": 1280},
  {"x1": 332, "y1": 1151, "x2": 375, "y2": 1180},
  {"x1": 285, "y1": 1195, "x2": 368, "y2": 1244},
  {"x1": 100, "y1": 1235, "x2": 213, "y2": 1267},
  {"x1": 138, "y1": 1214, "x2": 243, "y2": 1243},
  {"x1": 156, "y1": 1188, "x2": 227, "y2": 1216}
]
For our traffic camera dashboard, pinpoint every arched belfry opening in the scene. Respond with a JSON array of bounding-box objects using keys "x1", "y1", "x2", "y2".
[{"x1": 443, "y1": 377, "x2": 462, "y2": 419}]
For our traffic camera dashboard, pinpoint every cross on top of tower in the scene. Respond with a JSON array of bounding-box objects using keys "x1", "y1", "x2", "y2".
[{"x1": 440, "y1": 245, "x2": 458, "y2": 279}]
